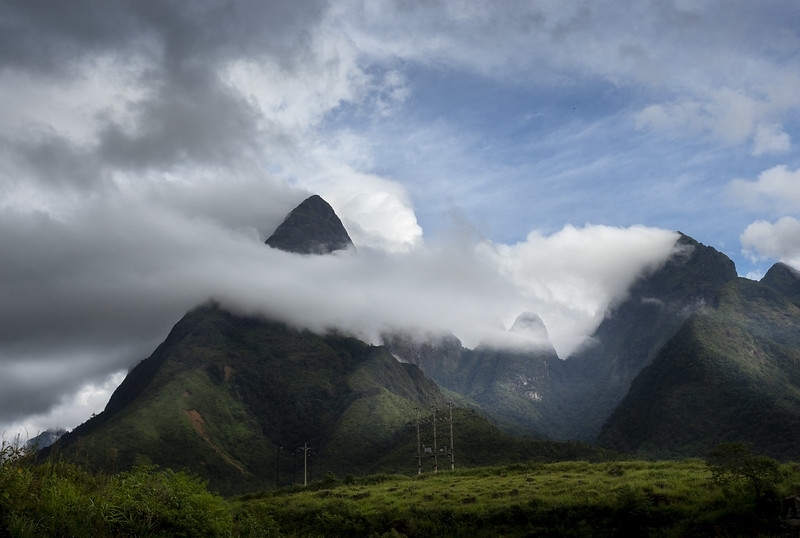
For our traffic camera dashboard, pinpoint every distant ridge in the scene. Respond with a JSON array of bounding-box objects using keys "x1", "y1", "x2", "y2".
[
  {"x1": 598, "y1": 276, "x2": 800, "y2": 460},
  {"x1": 265, "y1": 194, "x2": 353, "y2": 254},
  {"x1": 543, "y1": 233, "x2": 738, "y2": 441},
  {"x1": 761, "y1": 261, "x2": 800, "y2": 308}
]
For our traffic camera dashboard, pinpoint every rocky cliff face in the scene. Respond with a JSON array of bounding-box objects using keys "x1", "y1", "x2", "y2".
[{"x1": 382, "y1": 312, "x2": 563, "y2": 437}]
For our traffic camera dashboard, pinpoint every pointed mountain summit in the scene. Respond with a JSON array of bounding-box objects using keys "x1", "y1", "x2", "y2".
[
  {"x1": 265, "y1": 194, "x2": 353, "y2": 254},
  {"x1": 509, "y1": 312, "x2": 549, "y2": 341}
]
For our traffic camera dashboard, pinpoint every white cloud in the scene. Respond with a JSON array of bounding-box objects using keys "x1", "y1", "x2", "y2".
[
  {"x1": 752, "y1": 123, "x2": 791, "y2": 156},
  {"x1": 729, "y1": 165, "x2": 800, "y2": 212},
  {"x1": 741, "y1": 217, "x2": 800, "y2": 267},
  {"x1": 635, "y1": 102, "x2": 703, "y2": 136},
  {"x1": 1, "y1": 371, "x2": 127, "y2": 444},
  {"x1": 635, "y1": 88, "x2": 792, "y2": 150},
  {"x1": 479, "y1": 225, "x2": 679, "y2": 355}
]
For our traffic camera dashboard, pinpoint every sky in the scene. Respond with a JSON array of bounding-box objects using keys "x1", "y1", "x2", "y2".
[{"x1": 2, "y1": 0, "x2": 800, "y2": 440}]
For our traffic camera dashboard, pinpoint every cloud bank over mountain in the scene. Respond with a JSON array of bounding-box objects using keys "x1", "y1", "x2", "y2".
[{"x1": 0, "y1": 183, "x2": 678, "y2": 434}]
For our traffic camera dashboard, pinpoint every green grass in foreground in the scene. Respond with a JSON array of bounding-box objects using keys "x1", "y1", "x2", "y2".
[
  {"x1": 4, "y1": 442, "x2": 800, "y2": 537},
  {"x1": 237, "y1": 459, "x2": 800, "y2": 537}
]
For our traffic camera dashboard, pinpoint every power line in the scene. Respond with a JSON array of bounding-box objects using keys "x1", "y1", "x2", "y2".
[{"x1": 415, "y1": 403, "x2": 456, "y2": 474}]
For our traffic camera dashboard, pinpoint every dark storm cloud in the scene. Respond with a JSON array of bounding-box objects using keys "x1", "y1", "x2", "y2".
[
  {"x1": 0, "y1": 354, "x2": 131, "y2": 424},
  {"x1": 0, "y1": 0, "x2": 327, "y2": 71},
  {"x1": 2, "y1": 134, "x2": 105, "y2": 191},
  {"x1": 0, "y1": 0, "x2": 332, "y2": 200},
  {"x1": 0, "y1": 1, "x2": 141, "y2": 73},
  {"x1": 96, "y1": 74, "x2": 263, "y2": 171}
]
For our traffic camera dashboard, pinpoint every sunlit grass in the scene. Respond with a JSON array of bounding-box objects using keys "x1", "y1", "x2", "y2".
[
  {"x1": 4, "y1": 442, "x2": 799, "y2": 537},
  {"x1": 236, "y1": 459, "x2": 770, "y2": 536}
]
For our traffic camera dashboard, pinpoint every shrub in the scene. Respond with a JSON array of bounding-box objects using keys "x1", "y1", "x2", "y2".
[
  {"x1": 1, "y1": 450, "x2": 236, "y2": 537},
  {"x1": 706, "y1": 443, "x2": 780, "y2": 501}
]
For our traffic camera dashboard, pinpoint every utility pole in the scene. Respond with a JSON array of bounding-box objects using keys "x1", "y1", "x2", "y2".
[
  {"x1": 275, "y1": 446, "x2": 283, "y2": 489},
  {"x1": 299, "y1": 443, "x2": 312, "y2": 486},
  {"x1": 449, "y1": 402, "x2": 455, "y2": 471},
  {"x1": 416, "y1": 407, "x2": 422, "y2": 475},
  {"x1": 415, "y1": 404, "x2": 457, "y2": 475},
  {"x1": 432, "y1": 406, "x2": 438, "y2": 473}
]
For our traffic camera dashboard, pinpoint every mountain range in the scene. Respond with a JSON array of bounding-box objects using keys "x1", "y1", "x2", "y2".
[{"x1": 46, "y1": 195, "x2": 800, "y2": 493}]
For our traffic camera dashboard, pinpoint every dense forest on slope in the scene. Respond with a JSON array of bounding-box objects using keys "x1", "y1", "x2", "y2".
[{"x1": 599, "y1": 277, "x2": 800, "y2": 460}]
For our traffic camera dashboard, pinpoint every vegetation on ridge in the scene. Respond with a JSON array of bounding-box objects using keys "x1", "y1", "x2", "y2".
[
  {"x1": 5, "y1": 439, "x2": 800, "y2": 537},
  {"x1": 599, "y1": 277, "x2": 800, "y2": 460}
]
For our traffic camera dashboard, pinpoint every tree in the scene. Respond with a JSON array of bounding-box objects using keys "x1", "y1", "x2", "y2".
[{"x1": 706, "y1": 442, "x2": 780, "y2": 501}]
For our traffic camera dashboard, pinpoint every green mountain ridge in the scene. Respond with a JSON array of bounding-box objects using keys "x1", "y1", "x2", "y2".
[
  {"x1": 50, "y1": 302, "x2": 448, "y2": 494},
  {"x1": 761, "y1": 261, "x2": 800, "y2": 308},
  {"x1": 49, "y1": 302, "x2": 612, "y2": 495},
  {"x1": 598, "y1": 276, "x2": 800, "y2": 460},
  {"x1": 384, "y1": 233, "x2": 743, "y2": 443},
  {"x1": 547, "y1": 233, "x2": 740, "y2": 442},
  {"x1": 372, "y1": 231, "x2": 800, "y2": 462},
  {"x1": 44, "y1": 195, "x2": 800, "y2": 495}
]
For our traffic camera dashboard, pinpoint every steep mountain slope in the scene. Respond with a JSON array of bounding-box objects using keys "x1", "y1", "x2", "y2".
[
  {"x1": 265, "y1": 194, "x2": 353, "y2": 254},
  {"x1": 50, "y1": 303, "x2": 446, "y2": 494},
  {"x1": 548, "y1": 233, "x2": 738, "y2": 441},
  {"x1": 383, "y1": 313, "x2": 563, "y2": 437},
  {"x1": 385, "y1": 234, "x2": 741, "y2": 442},
  {"x1": 453, "y1": 343, "x2": 562, "y2": 437},
  {"x1": 598, "y1": 276, "x2": 800, "y2": 460}
]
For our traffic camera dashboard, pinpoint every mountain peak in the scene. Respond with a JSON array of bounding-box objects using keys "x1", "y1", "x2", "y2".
[
  {"x1": 509, "y1": 312, "x2": 549, "y2": 341},
  {"x1": 631, "y1": 232, "x2": 737, "y2": 302},
  {"x1": 265, "y1": 195, "x2": 354, "y2": 255},
  {"x1": 762, "y1": 261, "x2": 800, "y2": 282},
  {"x1": 761, "y1": 261, "x2": 800, "y2": 308}
]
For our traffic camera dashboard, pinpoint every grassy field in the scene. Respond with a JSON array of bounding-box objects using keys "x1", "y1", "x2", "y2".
[
  {"x1": 4, "y1": 442, "x2": 800, "y2": 537},
  {"x1": 235, "y1": 459, "x2": 800, "y2": 537}
]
